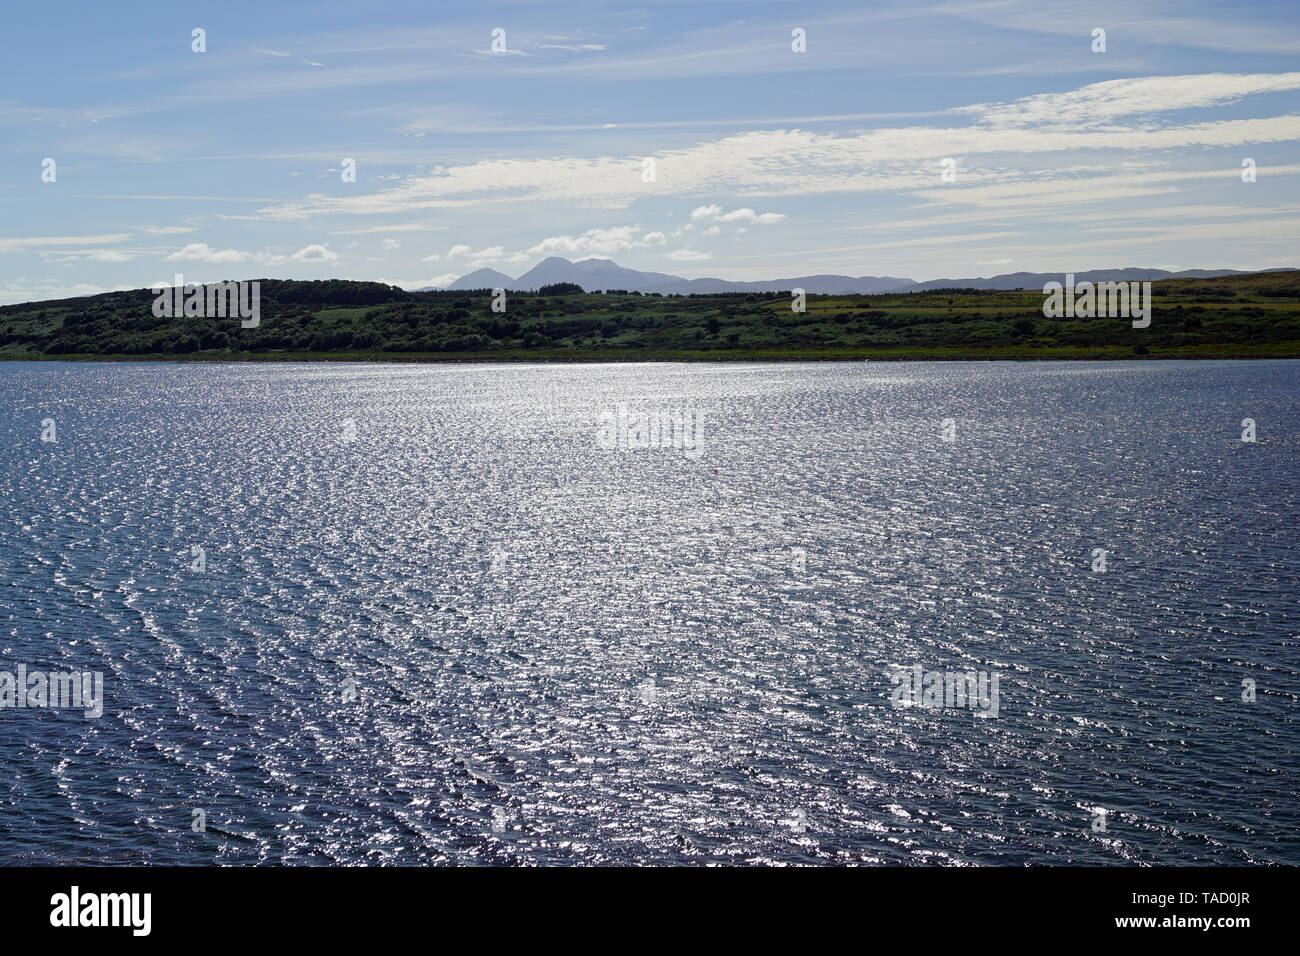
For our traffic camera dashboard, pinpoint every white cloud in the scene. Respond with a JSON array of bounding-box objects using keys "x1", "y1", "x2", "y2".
[
  {"x1": 686, "y1": 205, "x2": 785, "y2": 241},
  {"x1": 327, "y1": 223, "x2": 445, "y2": 236},
  {"x1": 379, "y1": 273, "x2": 462, "y2": 290},
  {"x1": 461, "y1": 246, "x2": 505, "y2": 265},
  {"x1": 526, "y1": 225, "x2": 644, "y2": 256},
  {"x1": 166, "y1": 243, "x2": 252, "y2": 263},
  {"x1": 388, "y1": 273, "x2": 460, "y2": 289},
  {"x1": 722, "y1": 208, "x2": 786, "y2": 224},
  {"x1": 0, "y1": 280, "x2": 114, "y2": 305},
  {"x1": 666, "y1": 249, "x2": 713, "y2": 261},
  {"x1": 441, "y1": 244, "x2": 506, "y2": 267},
  {"x1": 960, "y1": 72, "x2": 1300, "y2": 128},
  {"x1": 381, "y1": 238, "x2": 401, "y2": 250},
  {"x1": 909, "y1": 163, "x2": 1300, "y2": 210},
  {"x1": 0, "y1": 233, "x2": 132, "y2": 253},
  {"x1": 288, "y1": 243, "x2": 340, "y2": 263},
  {"x1": 254, "y1": 84, "x2": 1300, "y2": 222}
]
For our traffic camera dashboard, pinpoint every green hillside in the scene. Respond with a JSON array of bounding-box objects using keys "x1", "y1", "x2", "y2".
[{"x1": 2, "y1": 271, "x2": 1297, "y2": 362}]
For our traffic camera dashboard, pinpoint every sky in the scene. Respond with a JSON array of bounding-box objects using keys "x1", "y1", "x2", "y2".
[{"x1": 1, "y1": 0, "x2": 1299, "y2": 303}]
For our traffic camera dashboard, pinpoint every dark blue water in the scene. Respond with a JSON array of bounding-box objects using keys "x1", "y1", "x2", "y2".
[{"x1": 1, "y1": 360, "x2": 1296, "y2": 865}]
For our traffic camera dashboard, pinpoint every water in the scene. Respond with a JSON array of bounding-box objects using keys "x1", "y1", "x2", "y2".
[{"x1": 1, "y1": 359, "x2": 1296, "y2": 865}]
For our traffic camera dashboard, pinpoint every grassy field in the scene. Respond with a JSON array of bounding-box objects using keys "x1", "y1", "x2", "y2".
[{"x1": 2, "y1": 270, "x2": 1297, "y2": 362}]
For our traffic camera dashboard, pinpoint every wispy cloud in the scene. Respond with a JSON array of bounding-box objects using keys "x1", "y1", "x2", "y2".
[
  {"x1": 0, "y1": 234, "x2": 133, "y2": 253},
  {"x1": 961, "y1": 72, "x2": 1300, "y2": 127}
]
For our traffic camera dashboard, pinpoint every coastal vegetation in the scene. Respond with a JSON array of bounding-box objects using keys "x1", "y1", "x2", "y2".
[{"x1": 2, "y1": 271, "x2": 1296, "y2": 362}]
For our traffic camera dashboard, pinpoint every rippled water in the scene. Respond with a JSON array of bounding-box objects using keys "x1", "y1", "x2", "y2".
[{"x1": 1, "y1": 360, "x2": 1296, "y2": 865}]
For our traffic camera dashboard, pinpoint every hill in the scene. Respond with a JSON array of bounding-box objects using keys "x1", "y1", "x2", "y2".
[{"x1": 2, "y1": 270, "x2": 1297, "y2": 362}]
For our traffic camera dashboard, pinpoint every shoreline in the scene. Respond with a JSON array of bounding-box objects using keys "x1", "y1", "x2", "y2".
[{"x1": 3, "y1": 344, "x2": 1298, "y2": 364}]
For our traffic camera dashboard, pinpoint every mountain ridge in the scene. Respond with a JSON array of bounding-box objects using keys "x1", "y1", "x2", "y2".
[{"x1": 432, "y1": 257, "x2": 1288, "y2": 295}]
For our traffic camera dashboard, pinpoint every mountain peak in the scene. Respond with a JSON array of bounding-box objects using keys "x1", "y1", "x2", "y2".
[
  {"x1": 440, "y1": 255, "x2": 1274, "y2": 295},
  {"x1": 443, "y1": 255, "x2": 914, "y2": 294}
]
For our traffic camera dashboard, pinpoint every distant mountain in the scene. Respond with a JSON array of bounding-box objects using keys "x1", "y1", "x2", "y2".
[
  {"x1": 901, "y1": 268, "x2": 1268, "y2": 292},
  {"x1": 434, "y1": 256, "x2": 914, "y2": 294},
  {"x1": 647, "y1": 273, "x2": 914, "y2": 295},
  {"x1": 440, "y1": 267, "x2": 515, "y2": 291},
  {"x1": 513, "y1": 256, "x2": 681, "y2": 292},
  {"x1": 425, "y1": 257, "x2": 1293, "y2": 295}
]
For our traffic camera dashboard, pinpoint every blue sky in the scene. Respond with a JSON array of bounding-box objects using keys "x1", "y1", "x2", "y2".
[{"x1": 2, "y1": 0, "x2": 1299, "y2": 302}]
